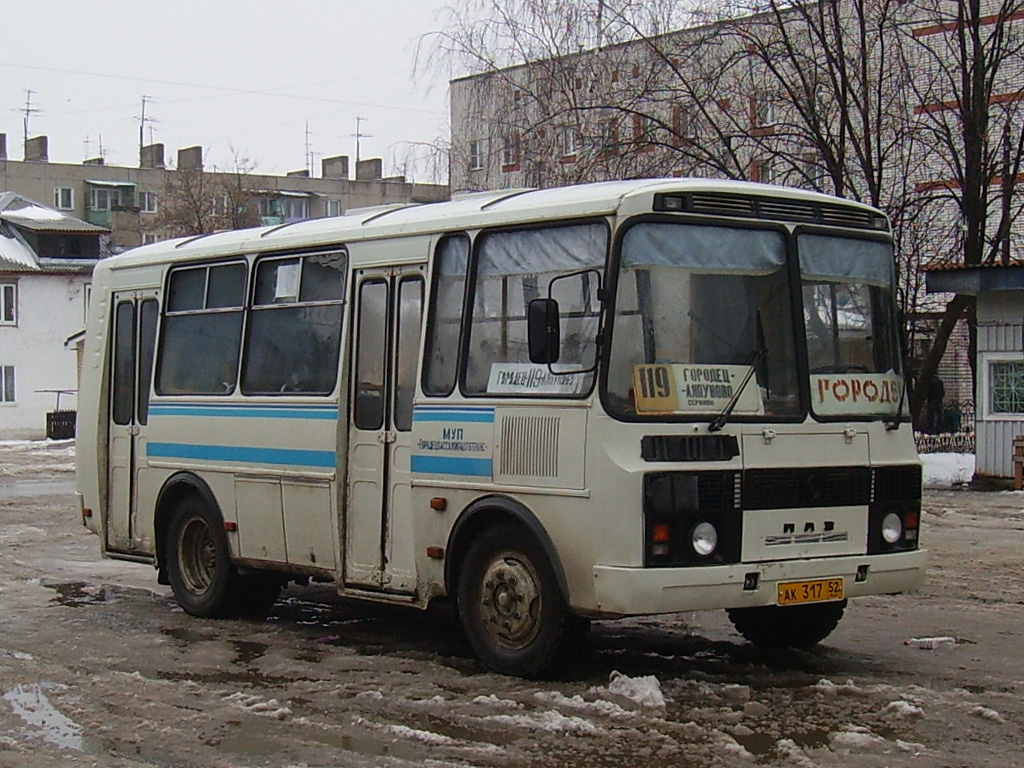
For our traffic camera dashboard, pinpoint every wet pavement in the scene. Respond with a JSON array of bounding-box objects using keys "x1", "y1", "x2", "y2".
[{"x1": 0, "y1": 441, "x2": 1022, "y2": 767}]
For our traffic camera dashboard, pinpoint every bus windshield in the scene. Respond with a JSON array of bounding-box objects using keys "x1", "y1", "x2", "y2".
[
  {"x1": 606, "y1": 222, "x2": 799, "y2": 419},
  {"x1": 799, "y1": 234, "x2": 903, "y2": 418}
]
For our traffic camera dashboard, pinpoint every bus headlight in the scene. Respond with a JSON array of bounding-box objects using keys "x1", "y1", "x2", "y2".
[
  {"x1": 881, "y1": 512, "x2": 903, "y2": 544},
  {"x1": 691, "y1": 521, "x2": 718, "y2": 556}
]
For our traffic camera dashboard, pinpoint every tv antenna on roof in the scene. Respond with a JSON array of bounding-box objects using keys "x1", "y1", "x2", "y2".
[
  {"x1": 22, "y1": 89, "x2": 40, "y2": 148},
  {"x1": 352, "y1": 116, "x2": 373, "y2": 165}
]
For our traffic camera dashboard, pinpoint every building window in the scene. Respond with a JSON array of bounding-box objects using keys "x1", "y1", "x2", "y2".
[
  {"x1": 751, "y1": 158, "x2": 775, "y2": 184},
  {"x1": 283, "y1": 197, "x2": 309, "y2": 219},
  {"x1": 325, "y1": 199, "x2": 342, "y2": 217},
  {"x1": 469, "y1": 139, "x2": 485, "y2": 171},
  {"x1": 752, "y1": 91, "x2": 777, "y2": 128},
  {"x1": 259, "y1": 198, "x2": 282, "y2": 217},
  {"x1": 501, "y1": 134, "x2": 519, "y2": 169},
  {"x1": 559, "y1": 126, "x2": 580, "y2": 158},
  {"x1": 54, "y1": 187, "x2": 74, "y2": 210},
  {"x1": 1, "y1": 283, "x2": 15, "y2": 325},
  {"x1": 0, "y1": 366, "x2": 14, "y2": 404},
  {"x1": 142, "y1": 233, "x2": 159, "y2": 246},
  {"x1": 989, "y1": 360, "x2": 1024, "y2": 414},
  {"x1": 139, "y1": 191, "x2": 158, "y2": 213},
  {"x1": 89, "y1": 188, "x2": 121, "y2": 211}
]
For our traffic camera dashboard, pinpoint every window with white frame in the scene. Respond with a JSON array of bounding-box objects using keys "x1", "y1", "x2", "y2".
[
  {"x1": 1, "y1": 283, "x2": 15, "y2": 325},
  {"x1": 325, "y1": 199, "x2": 342, "y2": 217},
  {"x1": 139, "y1": 191, "x2": 158, "y2": 213},
  {"x1": 987, "y1": 357, "x2": 1024, "y2": 415},
  {"x1": 469, "y1": 139, "x2": 485, "y2": 171},
  {"x1": 54, "y1": 187, "x2": 74, "y2": 210},
  {"x1": 0, "y1": 366, "x2": 14, "y2": 404},
  {"x1": 89, "y1": 188, "x2": 121, "y2": 211},
  {"x1": 142, "y1": 233, "x2": 159, "y2": 246},
  {"x1": 559, "y1": 126, "x2": 580, "y2": 157},
  {"x1": 283, "y1": 197, "x2": 309, "y2": 219}
]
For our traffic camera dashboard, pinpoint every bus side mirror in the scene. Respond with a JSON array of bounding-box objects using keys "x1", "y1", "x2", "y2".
[{"x1": 528, "y1": 298, "x2": 560, "y2": 364}]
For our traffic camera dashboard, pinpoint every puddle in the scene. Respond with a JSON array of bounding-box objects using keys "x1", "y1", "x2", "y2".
[
  {"x1": 3, "y1": 684, "x2": 84, "y2": 751},
  {"x1": 46, "y1": 582, "x2": 106, "y2": 608}
]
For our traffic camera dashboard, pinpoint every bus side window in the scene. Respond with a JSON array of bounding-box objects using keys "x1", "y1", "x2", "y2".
[
  {"x1": 423, "y1": 235, "x2": 469, "y2": 397},
  {"x1": 156, "y1": 262, "x2": 246, "y2": 395},
  {"x1": 242, "y1": 252, "x2": 347, "y2": 395}
]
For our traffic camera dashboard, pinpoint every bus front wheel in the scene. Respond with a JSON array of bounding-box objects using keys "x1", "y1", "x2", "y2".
[
  {"x1": 726, "y1": 600, "x2": 847, "y2": 648},
  {"x1": 166, "y1": 497, "x2": 237, "y2": 618},
  {"x1": 457, "y1": 524, "x2": 567, "y2": 677}
]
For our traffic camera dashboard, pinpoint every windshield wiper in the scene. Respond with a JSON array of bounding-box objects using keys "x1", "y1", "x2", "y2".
[
  {"x1": 883, "y1": 375, "x2": 907, "y2": 431},
  {"x1": 708, "y1": 347, "x2": 766, "y2": 433}
]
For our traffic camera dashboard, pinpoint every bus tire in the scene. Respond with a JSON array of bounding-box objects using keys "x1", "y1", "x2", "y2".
[
  {"x1": 726, "y1": 600, "x2": 847, "y2": 648},
  {"x1": 166, "y1": 496, "x2": 237, "y2": 618},
  {"x1": 457, "y1": 523, "x2": 567, "y2": 678}
]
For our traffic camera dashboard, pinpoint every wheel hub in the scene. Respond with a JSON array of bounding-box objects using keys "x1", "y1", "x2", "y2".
[{"x1": 479, "y1": 555, "x2": 541, "y2": 649}]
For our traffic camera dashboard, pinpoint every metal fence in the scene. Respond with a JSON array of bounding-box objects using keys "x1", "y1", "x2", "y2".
[{"x1": 914, "y1": 399, "x2": 975, "y2": 454}]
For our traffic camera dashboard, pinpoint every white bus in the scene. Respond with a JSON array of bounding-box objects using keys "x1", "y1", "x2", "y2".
[{"x1": 76, "y1": 179, "x2": 925, "y2": 676}]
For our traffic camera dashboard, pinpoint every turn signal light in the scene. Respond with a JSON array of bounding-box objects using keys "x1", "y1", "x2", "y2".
[{"x1": 652, "y1": 524, "x2": 671, "y2": 543}]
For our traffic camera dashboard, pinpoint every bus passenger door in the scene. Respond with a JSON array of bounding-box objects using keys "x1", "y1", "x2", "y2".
[
  {"x1": 345, "y1": 267, "x2": 424, "y2": 592},
  {"x1": 107, "y1": 292, "x2": 159, "y2": 552}
]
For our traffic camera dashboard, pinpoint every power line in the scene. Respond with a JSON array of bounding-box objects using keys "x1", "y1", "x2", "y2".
[{"x1": 0, "y1": 61, "x2": 444, "y2": 116}]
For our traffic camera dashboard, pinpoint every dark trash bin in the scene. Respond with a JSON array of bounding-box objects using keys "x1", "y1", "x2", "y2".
[{"x1": 46, "y1": 410, "x2": 77, "y2": 440}]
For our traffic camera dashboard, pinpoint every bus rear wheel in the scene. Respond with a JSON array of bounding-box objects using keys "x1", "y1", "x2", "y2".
[
  {"x1": 166, "y1": 497, "x2": 237, "y2": 618},
  {"x1": 457, "y1": 524, "x2": 567, "y2": 678},
  {"x1": 726, "y1": 600, "x2": 847, "y2": 648}
]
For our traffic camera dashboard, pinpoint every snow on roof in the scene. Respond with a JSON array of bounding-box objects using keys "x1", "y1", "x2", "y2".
[
  {"x1": 0, "y1": 192, "x2": 108, "y2": 234},
  {"x1": 3, "y1": 203, "x2": 66, "y2": 222},
  {"x1": 0, "y1": 229, "x2": 39, "y2": 271}
]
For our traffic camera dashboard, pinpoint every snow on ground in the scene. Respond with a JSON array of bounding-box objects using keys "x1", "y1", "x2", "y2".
[{"x1": 920, "y1": 452, "x2": 975, "y2": 488}]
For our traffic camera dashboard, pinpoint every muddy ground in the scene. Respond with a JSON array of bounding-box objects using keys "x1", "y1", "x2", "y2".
[{"x1": 0, "y1": 440, "x2": 1021, "y2": 767}]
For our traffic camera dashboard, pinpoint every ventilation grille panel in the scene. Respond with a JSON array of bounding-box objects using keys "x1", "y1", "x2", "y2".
[{"x1": 500, "y1": 414, "x2": 560, "y2": 478}]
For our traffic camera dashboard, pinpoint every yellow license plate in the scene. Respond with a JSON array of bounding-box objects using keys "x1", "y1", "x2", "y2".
[{"x1": 777, "y1": 578, "x2": 844, "y2": 606}]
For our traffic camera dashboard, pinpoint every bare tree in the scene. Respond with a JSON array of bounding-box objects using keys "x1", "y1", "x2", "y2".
[
  {"x1": 157, "y1": 149, "x2": 262, "y2": 237},
  {"x1": 899, "y1": 0, "x2": 1024, "y2": 419}
]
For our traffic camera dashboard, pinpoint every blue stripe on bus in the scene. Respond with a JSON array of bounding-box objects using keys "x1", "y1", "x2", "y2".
[
  {"x1": 149, "y1": 404, "x2": 337, "y2": 420},
  {"x1": 411, "y1": 455, "x2": 493, "y2": 477},
  {"x1": 412, "y1": 408, "x2": 495, "y2": 423},
  {"x1": 147, "y1": 442, "x2": 336, "y2": 468}
]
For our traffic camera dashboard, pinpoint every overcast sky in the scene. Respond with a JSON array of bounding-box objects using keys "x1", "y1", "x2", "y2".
[{"x1": 0, "y1": 1, "x2": 455, "y2": 181}]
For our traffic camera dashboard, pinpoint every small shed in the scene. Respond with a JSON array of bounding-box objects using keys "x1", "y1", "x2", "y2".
[{"x1": 927, "y1": 264, "x2": 1024, "y2": 482}]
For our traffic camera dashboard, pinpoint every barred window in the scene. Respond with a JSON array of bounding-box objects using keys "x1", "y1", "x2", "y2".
[{"x1": 989, "y1": 361, "x2": 1024, "y2": 414}]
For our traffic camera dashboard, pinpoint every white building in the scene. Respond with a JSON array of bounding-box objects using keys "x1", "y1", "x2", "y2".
[{"x1": 0, "y1": 193, "x2": 106, "y2": 439}]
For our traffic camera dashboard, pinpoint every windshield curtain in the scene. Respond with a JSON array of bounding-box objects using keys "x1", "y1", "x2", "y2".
[
  {"x1": 799, "y1": 234, "x2": 903, "y2": 418},
  {"x1": 606, "y1": 222, "x2": 799, "y2": 419}
]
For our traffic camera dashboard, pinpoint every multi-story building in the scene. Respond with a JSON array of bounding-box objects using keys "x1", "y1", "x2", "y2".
[
  {"x1": 0, "y1": 136, "x2": 449, "y2": 438},
  {"x1": 0, "y1": 135, "x2": 448, "y2": 252},
  {"x1": 447, "y1": 0, "x2": 1024, "y2": 458}
]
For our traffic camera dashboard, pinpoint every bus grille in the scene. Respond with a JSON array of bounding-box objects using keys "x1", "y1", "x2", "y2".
[
  {"x1": 499, "y1": 414, "x2": 559, "y2": 478},
  {"x1": 742, "y1": 466, "x2": 872, "y2": 509},
  {"x1": 872, "y1": 464, "x2": 923, "y2": 502}
]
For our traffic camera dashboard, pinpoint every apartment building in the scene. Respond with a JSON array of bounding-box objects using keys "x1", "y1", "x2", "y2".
[{"x1": 0, "y1": 135, "x2": 448, "y2": 252}]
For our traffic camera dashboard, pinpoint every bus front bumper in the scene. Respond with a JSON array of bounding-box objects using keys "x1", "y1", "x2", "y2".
[{"x1": 591, "y1": 549, "x2": 927, "y2": 617}]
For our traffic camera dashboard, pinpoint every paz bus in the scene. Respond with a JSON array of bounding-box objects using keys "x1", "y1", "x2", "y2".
[{"x1": 75, "y1": 179, "x2": 925, "y2": 677}]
